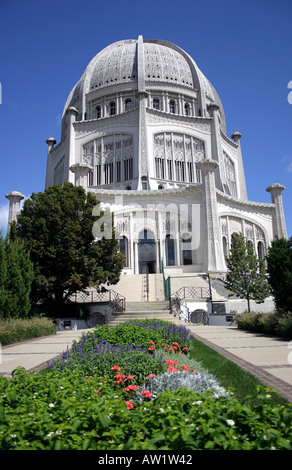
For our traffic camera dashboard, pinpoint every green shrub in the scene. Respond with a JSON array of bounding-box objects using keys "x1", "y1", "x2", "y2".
[
  {"x1": 236, "y1": 312, "x2": 261, "y2": 332},
  {"x1": 1, "y1": 319, "x2": 291, "y2": 450},
  {"x1": 276, "y1": 314, "x2": 292, "y2": 339},
  {"x1": 0, "y1": 368, "x2": 291, "y2": 450},
  {"x1": 237, "y1": 311, "x2": 292, "y2": 339},
  {"x1": 0, "y1": 317, "x2": 56, "y2": 345}
]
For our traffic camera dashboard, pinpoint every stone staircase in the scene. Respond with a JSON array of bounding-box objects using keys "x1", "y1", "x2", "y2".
[
  {"x1": 105, "y1": 272, "x2": 226, "y2": 326},
  {"x1": 107, "y1": 273, "x2": 165, "y2": 302},
  {"x1": 107, "y1": 300, "x2": 184, "y2": 327}
]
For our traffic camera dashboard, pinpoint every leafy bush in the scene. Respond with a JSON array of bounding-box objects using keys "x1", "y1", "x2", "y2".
[
  {"x1": 90, "y1": 320, "x2": 192, "y2": 349},
  {"x1": 276, "y1": 314, "x2": 292, "y2": 339},
  {"x1": 0, "y1": 317, "x2": 56, "y2": 345},
  {"x1": 0, "y1": 368, "x2": 291, "y2": 450},
  {"x1": 236, "y1": 312, "x2": 261, "y2": 332},
  {"x1": 49, "y1": 337, "x2": 166, "y2": 384},
  {"x1": 1, "y1": 319, "x2": 292, "y2": 450},
  {"x1": 237, "y1": 311, "x2": 292, "y2": 339},
  {"x1": 136, "y1": 370, "x2": 229, "y2": 402}
]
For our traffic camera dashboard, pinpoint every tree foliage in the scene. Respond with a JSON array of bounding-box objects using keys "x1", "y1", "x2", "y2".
[
  {"x1": 266, "y1": 236, "x2": 292, "y2": 315},
  {"x1": 224, "y1": 232, "x2": 270, "y2": 312},
  {"x1": 13, "y1": 183, "x2": 125, "y2": 314},
  {"x1": 0, "y1": 232, "x2": 34, "y2": 319}
]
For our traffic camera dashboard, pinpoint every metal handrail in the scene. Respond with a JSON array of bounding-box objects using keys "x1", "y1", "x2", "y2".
[
  {"x1": 143, "y1": 268, "x2": 149, "y2": 302},
  {"x1": 70, "y1": 288, "x2": 126, "y2": 312},
  {"x1": 169, "y1": 285, "x2": 211, "y2": 320}
]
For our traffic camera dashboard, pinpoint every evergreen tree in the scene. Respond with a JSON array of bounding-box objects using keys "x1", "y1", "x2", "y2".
[
  {"x1": 14, "y1": 183, "x2": 124, "y2": 315},
  {"x1": 224, "y1": 232, "x2": 270, "y2": 312},
  {"x1": 266, "y1": 237, "x2": 292, "y2": 314},
  {"x1": 0, "y1": 233, "x2": 7, "y2": 315},
  {"x1": 0, "y1": 232, "x2": 34, "y2": 318}
]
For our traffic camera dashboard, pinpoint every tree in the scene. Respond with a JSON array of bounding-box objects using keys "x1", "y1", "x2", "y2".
[
  {"x1": 266, "y1": 237, "x2": 292, "y2": 315},
  {"x1": 224, "y1": 232, "x2": 270, "y2": 312},
  {"x1": 0, "y1": 232, "x2": 34, "y2": 318},
  {"x1": 14, "y1": 183, "x2": 125, "y2": 315}
]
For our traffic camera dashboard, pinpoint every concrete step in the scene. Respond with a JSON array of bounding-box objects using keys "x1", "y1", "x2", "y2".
[
  {"x1": 107, "y1": 312, "x2": 185, "y2": 327},
  {"x1": 126, "y1": 301, "x2": 169, "y2": 311}
]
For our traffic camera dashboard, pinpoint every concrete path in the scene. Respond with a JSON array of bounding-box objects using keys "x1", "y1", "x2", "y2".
[
  {"x1": 186, "y1": 325, "x2": 292, "y2": 403},
  {"x1": 0, "y1": 329, "x2": 91, "y2": 377},
  {"x1": 0, "y1": 324, "x2": 291, "y2": 403}
]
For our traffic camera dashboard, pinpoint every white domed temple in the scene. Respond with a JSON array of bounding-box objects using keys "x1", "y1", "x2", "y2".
[{"x1": 7, "y1": 36, "x2": 288, "y2": 322}]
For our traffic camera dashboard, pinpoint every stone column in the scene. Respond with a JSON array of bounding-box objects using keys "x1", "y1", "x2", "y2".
[
  {"x1": 66, "y1": 106, "x2": 79, "y2": 184},
  {"x1": 231, "y1": 131, "x2": 248, "y2": 200},
  {"x1": 45, "y1": 137, "x2": 56, "y2": 188},
  {"x1": 5, "y1": 191, "x2": 25, "y2": 227},
  {"x1": 266, "y1": 183, "x2": 287, "y2": 239},
  {"x1": 197, "y1": 159, "x2": 225, "y2": 272},
  {"x1": 134, "y1": 241, "x2": 139, "y2": 274},
  {"x1": 137, "y1": 35, "x2": 149, "y2": 189},
  {"x1": 69, "y1": 162, "x2": 92, "y2": 189}
]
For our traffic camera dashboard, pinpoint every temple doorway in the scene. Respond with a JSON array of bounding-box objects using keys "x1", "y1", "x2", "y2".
[{"x1": 138, "y1": 229, "x2": 156, "y2": 274}]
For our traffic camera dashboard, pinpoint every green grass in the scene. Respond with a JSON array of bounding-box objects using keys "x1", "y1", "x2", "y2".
[{"x1": 189, "y1": 337, "x2": 286, "y2": 405}]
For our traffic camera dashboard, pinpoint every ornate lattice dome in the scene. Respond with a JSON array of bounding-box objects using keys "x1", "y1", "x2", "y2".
[{"x1": 62, "y1": 37, "x2": 226, "y2": 133}]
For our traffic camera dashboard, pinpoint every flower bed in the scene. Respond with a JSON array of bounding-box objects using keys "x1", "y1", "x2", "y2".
[{"x1": 0, "y1": 319, "x2": 292, "y2": 450}]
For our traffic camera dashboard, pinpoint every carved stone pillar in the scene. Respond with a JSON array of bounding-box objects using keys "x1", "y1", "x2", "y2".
[
  {"x1": 69, "y1": 162, "x2": 92, "y2": 189},
  {"x1": 266, "y1": 183, "x2": 287, "y2": 239},
  {"x1": 66, "y1": 106, "x2": 79, "y2": 184},
  {"x1": 197, "y1": 159, "x2": 225, "y2": 272},
  {"x1": 5, "y1": 191, "x2": 25, "y2": 227}
]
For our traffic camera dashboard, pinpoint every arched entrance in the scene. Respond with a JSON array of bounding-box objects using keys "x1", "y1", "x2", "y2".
[{"x1": 138, "y1": 229, "x2": 156, "y2": 274}]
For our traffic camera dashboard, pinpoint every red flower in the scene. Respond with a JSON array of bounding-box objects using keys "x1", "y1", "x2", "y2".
[
  {"x1": 126, "y1": 375, "x2": 134, "y2": 380},
  {"x1": 94, "y1": 389, "x2": 99, "y2": 394},
  {"x1": 149, "y1": 340, "x2": 155, "y2": 344},
  {"x1": 111, "y1": 365, "x2": 121, "y2": 371},
  {"x1": 183, "y1": 347, "x2": 189, "y2": 351},
  {"x1": 125, "y1": 400, "x2": 134, "y2": 410},
  {"x1": 124, "y1": 384, "x2": 139, "y2": 393},
  {"x1": 141, "y1": 390, "x2": 152, "y2": 399},
  {"x1": 145, "y1": 373, "x2": 157, "y2": 379},
  {"x1": 114, "y1": 373, "x2": 126, "y2": 384}
]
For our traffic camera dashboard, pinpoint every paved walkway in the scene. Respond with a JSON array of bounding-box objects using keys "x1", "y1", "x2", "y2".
[
  {"x1": 186, "y1": 325, "x2": 292, "y2": 403},
  {"x1": 0, "y1": 329, "x2": 91, "y2": 376},
  {"x1": 0, "y1": 324, "x2": 291, "y2": 403}
]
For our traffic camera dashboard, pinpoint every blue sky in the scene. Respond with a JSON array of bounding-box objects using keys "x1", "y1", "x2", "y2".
[{"x1": 0, "y1": 0, "x2": 291, "y2": 238}]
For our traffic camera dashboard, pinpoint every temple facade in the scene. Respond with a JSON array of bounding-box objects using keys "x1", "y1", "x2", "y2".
[{"x1": 29, "y1": 36, "x2": 287, "y2": 277}]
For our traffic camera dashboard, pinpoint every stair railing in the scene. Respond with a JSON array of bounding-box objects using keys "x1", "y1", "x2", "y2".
[
  {"x1": 143, "y1": 268, "x2": 149, "y2": 302},
  {"x1": 161, "y1": 259, "x2": 170, "y2": 301},
  {"x1": 70, "y1": 288, "x2": 126, "y2": 313}
]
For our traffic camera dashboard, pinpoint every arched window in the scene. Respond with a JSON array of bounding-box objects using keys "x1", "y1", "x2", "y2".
[
  {"x1": 126, "y1": 185, "x2": 131, "y2": 190},
  {"x1": 222, "y1": 236, "x2": 228, "y2": 259},
  {"x1": 96, "y1": 106, "x2": 101, "y2": 119},
  {"x1": 185, "y1": 103, "x2": 190, "y2": 116},
  {"x1": 119, "y1": 236, "x2": 129, "y2": 267},
  {"x1": 169, "y1": 100, "x2": 175, "y2": 114},
  {"x1": 257, "y1": 241, "x2": 265, "y2": 260},
  {"x1": 153, "y1": 98, "x2": 160, "y2": 110},
  {"x1": 182, "y1": 234, "x2": 192, "y2": 265},
  {"x1": 109, "y1": 101, "x2": 116, "y2": 116},
  {"x1": 158, "y1": 184, "x2": 164, "y2": 189},
  {"x1": 166, "y1": 235, "x2": 175, "y2": 266},
  {"x1": 125, "y1": 98, "x2": 132, "y2": 111},
  {"x1": 141, "y1": 176, "x2": 148, "y2": 190}
]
